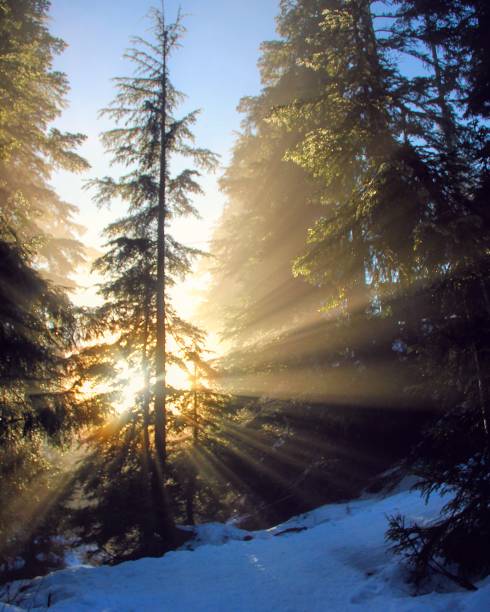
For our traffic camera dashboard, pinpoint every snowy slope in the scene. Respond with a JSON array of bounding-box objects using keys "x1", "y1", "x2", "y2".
[{"x1": 2, "y1": 486, "x2": 490, "y2": 611}]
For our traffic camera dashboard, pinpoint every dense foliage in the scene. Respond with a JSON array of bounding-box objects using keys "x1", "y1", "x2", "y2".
[
  {"x1": 204, "y1": 0, "x2": 490, "y2": 584},
  {"x1": 0, "y1": 0, "x2": 111, "y2": 579}
]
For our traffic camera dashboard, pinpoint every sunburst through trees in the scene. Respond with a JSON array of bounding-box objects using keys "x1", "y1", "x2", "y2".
[{"x1": 1, "y1": 0, "x2": 489, "y2": 590}]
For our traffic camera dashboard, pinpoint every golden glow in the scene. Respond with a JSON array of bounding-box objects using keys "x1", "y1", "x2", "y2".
[
  {"x1": 115, "y1": 360, "x2": 192, "y2": 413},
  {"x1": 117, "y1": 362, "x2": 146, "y2": 412},
  {"x1": 77, "y1": 378, "x2": 109, "y2": 401},
  {"x1": 166, "y1": 363, "x2": 192, "y2": 391},
  {"x1": 76, "y1": 358, "x2": 199, "y2": 417}
]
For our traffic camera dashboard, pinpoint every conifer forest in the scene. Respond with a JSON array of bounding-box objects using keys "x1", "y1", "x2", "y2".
[{"x1": 0, "y1": 0, "x2": 489, "y2": 609}]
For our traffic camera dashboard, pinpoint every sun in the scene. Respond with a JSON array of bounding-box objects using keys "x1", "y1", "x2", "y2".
[{"x1": 115, "y1": 360, "x2": 192, "y2": 413}]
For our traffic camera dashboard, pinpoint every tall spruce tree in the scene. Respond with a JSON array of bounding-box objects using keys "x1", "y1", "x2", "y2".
[{"x1": 87, "y1": 5, "x2": 217, "y2": 545}]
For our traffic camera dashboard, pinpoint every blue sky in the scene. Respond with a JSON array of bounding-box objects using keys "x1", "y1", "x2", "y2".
[{"x1": 48, "y1": 0, "x2": 279, "y2": 305}]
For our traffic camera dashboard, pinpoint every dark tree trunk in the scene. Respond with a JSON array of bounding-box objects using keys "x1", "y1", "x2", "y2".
[
  {"x1": 152, "y1": 15, "x2": 176, "y2": 543},
  {"x1": 141, "y1": 273, "x2": 156, "y2": 548},
  {"x1": 185, "y1": 365, "x2": 200, "y2": 524}
]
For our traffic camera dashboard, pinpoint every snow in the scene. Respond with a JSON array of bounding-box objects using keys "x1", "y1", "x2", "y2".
[{"x1": 2, "y1": 486, "x2": 490, "y2": 611}]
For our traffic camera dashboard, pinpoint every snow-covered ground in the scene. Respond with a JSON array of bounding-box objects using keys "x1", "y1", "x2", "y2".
[{"x1": 2, "y1": 484, "x2": 489, "y2": 611}]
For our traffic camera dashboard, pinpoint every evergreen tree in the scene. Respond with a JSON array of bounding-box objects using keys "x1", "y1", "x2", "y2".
[
  {"x1": 272, "y1": 1, "x2": 490, "y2": 583},
  {"x1": 0, "y1": 0, "x2": 89, "y2": 286},
  {"x1": 0, "y1": 0, "x2": 110, "y2": 578},
  {"x1": 85, "y1": 5, "x2": 217, "y2": 546},
  {"x1": 204, "y1": 0, "x2": 490, "y2": 545},
  {"x1": 198, "y1": 0, "x2": 430, "y2": 523},
  {"x1": 200, "y1": 1, "x2": 332, "y2": 347},
  {"x1": 381, "y1": 0, "x2": 490, "y2": 585},
  {"x1": 0, "y1": 235, "x2": 114, "y2": 577}
]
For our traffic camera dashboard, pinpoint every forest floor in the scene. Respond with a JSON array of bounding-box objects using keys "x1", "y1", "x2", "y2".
[{"x1": 2, "y1": 481, "x2": 490, "y2": 611}]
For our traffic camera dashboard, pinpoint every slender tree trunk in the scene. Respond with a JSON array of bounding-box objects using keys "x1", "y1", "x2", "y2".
[
  {"x1": 192, "y1": 362, "x2": 199, "y2": 444},
  {"x1": 471, "y1": 340, "x2": 490, "y2": 440},
  {"x1": 464, "y1": 293, "x2": 490, "y2": 442},
  {"x1": 140, "y1": 272, "x2": 155, "y2": 547},
  {"x1": 154, "y1": 22, "x2": 168, "y2": 487},
  {"x1": 185, "y1": 468, "x2": 196, "y2": 526},
  {"x1": 141, "y1": 269, "x2": 152, "y2": 468},
  {"x1": 185, "y1": 362, "x2": 199, "y2": 525},
  {"x1": 152, "y1": 16, "x2": 176, "y2": 541}
]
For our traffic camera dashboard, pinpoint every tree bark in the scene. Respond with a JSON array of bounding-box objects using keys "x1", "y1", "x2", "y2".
[
  {"x1": 154, "y1": 20, "x2": 168, "y2": 490},
  {"x1": 185, "y1": 362, "x2": 199, "y2": 525},
  {"x1": 140, "y1": 271, "x2": 155, "y2": 547},
  {"x1": 152, "y1": 14, "x2": 176, "y2": 542}
]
